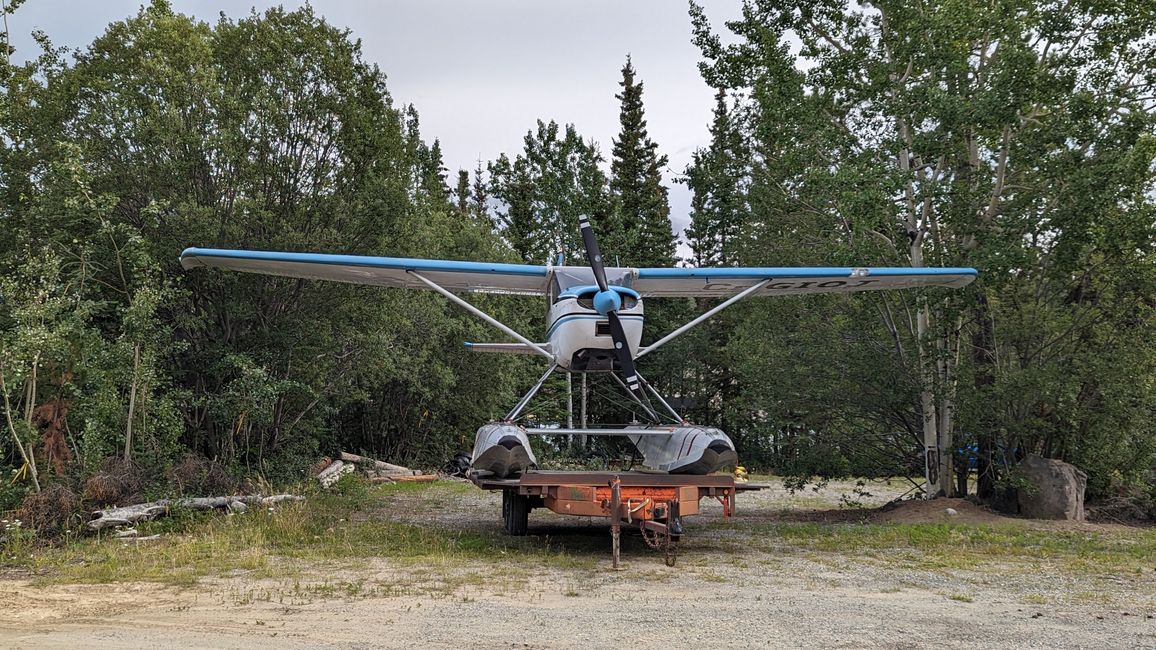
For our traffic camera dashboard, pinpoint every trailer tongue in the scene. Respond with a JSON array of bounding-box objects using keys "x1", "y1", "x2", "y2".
[{"x1": 473, "y1": 470, "x2": 763, "y2": 567}]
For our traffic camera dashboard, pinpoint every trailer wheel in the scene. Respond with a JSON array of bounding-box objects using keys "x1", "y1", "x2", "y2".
[{"x1": 502, "y1": 489, "x2": 529, "y2": 536}]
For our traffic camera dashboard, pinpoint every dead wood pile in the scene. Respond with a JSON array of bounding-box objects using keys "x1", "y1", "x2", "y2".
[{"x1": 315, "y1": 451, "x2": 431, "y2": 487}]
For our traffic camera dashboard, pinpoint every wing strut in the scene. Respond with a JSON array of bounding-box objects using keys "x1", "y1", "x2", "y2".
[
  {"x1": 635, "y1": 279, "x2": 771, "y2": 360},
  {"x1": 505, "y1": 362, "x2": 560, "y2": 421},
  {"x1": 408, "y1": 271, "x2": 553, "y2": 360}
]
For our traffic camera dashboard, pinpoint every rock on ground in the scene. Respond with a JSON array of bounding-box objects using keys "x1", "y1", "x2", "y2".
[{"x1": 1018, "y1": 454, "x2": 1087, "y2": 521}]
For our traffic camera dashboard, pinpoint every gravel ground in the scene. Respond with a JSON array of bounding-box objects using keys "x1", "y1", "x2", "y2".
[{"x1": 1, "y1": 477, "x2": 1153, "y2": 649}]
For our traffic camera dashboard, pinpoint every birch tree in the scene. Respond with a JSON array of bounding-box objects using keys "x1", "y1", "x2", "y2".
[{"x1": 690, "y1": 0, "x2": 1156, "y2": 496}]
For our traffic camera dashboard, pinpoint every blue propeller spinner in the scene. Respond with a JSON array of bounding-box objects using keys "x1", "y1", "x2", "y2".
[{"x1": 592, "y1": 288, "x2": 622, "y2": 316}]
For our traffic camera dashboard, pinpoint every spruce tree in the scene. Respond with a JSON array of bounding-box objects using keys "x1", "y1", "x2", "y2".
[
  {"x1": 419, "y1": 138, "x2": 449, "y2": 201},
  {"x1": 684, "y1": 88, "x2": 748, "y2": 267},
  {"x1": 455, "y1": 169, "x2": 470, "y2": 214},
  {"x1": 470, "y1": 161, "x2": 491, "y2": 226},
  {"x1": 608, "y1": 57, "x2": 690, "y2": 421},
  {"x1": 610, "y1": 56, "x2": 675, "y2": 267}
]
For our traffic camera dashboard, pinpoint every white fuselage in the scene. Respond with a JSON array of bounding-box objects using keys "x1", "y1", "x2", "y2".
[{"x1": 546, "y1": 287, "x2": 643, "y2": 371}]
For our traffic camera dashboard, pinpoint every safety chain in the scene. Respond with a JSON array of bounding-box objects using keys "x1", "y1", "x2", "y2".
[{"x1": 639, "y1": 521, "x2": 677, "y2": 567}]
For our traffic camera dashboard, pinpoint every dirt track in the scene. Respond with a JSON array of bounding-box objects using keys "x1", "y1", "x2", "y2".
[{"x1": 1, "y1": 479, "x2": 1153, "y2": 649}]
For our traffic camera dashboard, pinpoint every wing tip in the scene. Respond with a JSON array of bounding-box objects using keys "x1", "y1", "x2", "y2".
[{"x1": 179, "y1": 247, "x2": 202, "y2": 270}]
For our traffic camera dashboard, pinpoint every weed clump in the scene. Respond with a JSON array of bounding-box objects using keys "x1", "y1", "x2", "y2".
[
  {"x1": 83, "y1": 458, "x2": 144, "y2": 506},
  {"x1": 15, "y1": 484, "x2": 83, "y2": 537},
  {"x1": 169, "y1": 454, "x2": 237, "y2": 496}
]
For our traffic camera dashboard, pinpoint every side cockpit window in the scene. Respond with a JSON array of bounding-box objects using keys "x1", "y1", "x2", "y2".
[{"x1": 548, "y1": 274, "x2": 561, "y2": 303}]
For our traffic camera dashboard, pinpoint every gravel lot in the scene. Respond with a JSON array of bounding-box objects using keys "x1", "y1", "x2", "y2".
[{"x1": 1, "y1": 477, "x2": 1153, "y2": 649}]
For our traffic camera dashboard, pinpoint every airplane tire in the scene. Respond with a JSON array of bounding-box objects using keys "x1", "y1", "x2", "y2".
[{"x1": 503, "y1": 489, "x2": 529, "y2": 536}]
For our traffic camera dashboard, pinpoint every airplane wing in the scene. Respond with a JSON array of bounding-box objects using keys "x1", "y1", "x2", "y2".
[
  {"x1": 632, "y1": 266, "x2": 977, "y2": 298},
  {"x1": 179, "y1": 248, "x2": 551, "y2": 296}
]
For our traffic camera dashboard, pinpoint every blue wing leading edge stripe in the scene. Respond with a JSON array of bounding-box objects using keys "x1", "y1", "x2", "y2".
[
  {"x1": 179, "y1": 248, "x2": 550, "y2": 277},
  {"x1": 636, "y1": 266, "x2": 977, "y2": 279}
]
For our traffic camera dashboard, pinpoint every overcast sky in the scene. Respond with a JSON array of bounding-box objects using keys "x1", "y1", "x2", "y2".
[{"x1": 7, "y1": 0, "x2": 746, "y2": 258}]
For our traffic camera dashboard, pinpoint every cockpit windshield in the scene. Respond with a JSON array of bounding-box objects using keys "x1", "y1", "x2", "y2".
[
  {"x1": 552, "y1": 266, "x2": 635, "y2": 292},
  {"x1": 549, "y1": 266, "x2": 637, "y2": 304}
]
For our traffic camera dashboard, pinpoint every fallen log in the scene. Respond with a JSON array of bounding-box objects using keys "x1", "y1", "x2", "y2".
[
  {"x1": 392, "y1": 475, "x2": 438, "y2": 483},
  {"x1": 339, "y1": 451, "x2": 419, "y2": 476},
  {"x1": 317, "y1": 459, "x2": 345, "y2": 479},
  {"x1": 367, "y1": 469, "x2": 415, "y2": 480},
  {"x1": 317, "y1": 460, "x2": 355, "y2": 487},
  {"x1": 88, "y1": 494, "x2": 304, "y2": 531},
  {"x1": 310, "y1": 456, "x2": 334, "y2": 476}
]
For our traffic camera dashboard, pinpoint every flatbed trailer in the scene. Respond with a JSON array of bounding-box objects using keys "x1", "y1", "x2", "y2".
[{"x1": 473, "y1": 471, "x2": 763, "y2": 567}]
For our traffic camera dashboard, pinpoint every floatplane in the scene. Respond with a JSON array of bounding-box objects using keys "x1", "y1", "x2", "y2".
[{"x1": 181, "y1": 217, "x2": 975, "y2": 480}]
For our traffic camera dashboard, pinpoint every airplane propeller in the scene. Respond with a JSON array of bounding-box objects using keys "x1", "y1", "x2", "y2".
[{"x1": 577, "y1": 215, "x2": 646, "y2": 402}]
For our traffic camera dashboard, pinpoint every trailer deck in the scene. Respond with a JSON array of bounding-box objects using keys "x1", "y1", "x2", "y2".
[{"x1": 474, "y1": 470, "x2": 763, "y2": 566}]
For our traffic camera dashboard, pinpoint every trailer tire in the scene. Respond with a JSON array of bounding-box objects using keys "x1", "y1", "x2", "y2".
[{"x1": 502, "y1": 489, "x2": 529, "y2": 536}]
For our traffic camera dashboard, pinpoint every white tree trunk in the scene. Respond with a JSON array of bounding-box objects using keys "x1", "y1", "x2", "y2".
[
  {"x1": 899, "y1": 115, "x2": 945, "y2": 499},
  {"x1": 125, "y1": 343, "x2": 140, "y2": 461},
  {"x1": 0, "y1": 358, "x2": 41, "y2": 492},
  {"x1": 936, "y1": 317, "x2": 962, "y2": 497},
  {"x1": 917, "y1": 304, "x2": 942, "y2": 498}
]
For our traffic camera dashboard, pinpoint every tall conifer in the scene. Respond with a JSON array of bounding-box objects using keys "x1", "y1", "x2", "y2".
[
  {"x1": 454, "y1": 169, "x2": 470, "y2": 214},
  {"x1": 684, "y1": 88, "x2": 748, "y2": 267},
  {"x1": 610, "y1": 56, "x2": 675, "y2": 267},
  {"x1": 471, "y1": 161, "x2": 491, "y2": 226}
]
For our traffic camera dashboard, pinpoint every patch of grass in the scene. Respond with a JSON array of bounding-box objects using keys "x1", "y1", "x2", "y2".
[
  {"x1": 748, "y1": 521, "x2": 1156, "y2": 574},
  {"x1": 375, "y1": 479, "x2": 475, "y2": 498},
  {"x1": 560, "y1": 578, "x2": 582, "y2": 597},
  {"x1": 5, "y1": 478, "x2": 595, "y2": 586}
]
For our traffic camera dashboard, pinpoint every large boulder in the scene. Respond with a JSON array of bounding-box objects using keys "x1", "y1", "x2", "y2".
[{"x1": 1017, "y1": 454, "x2": 1087, "y2": 520}]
